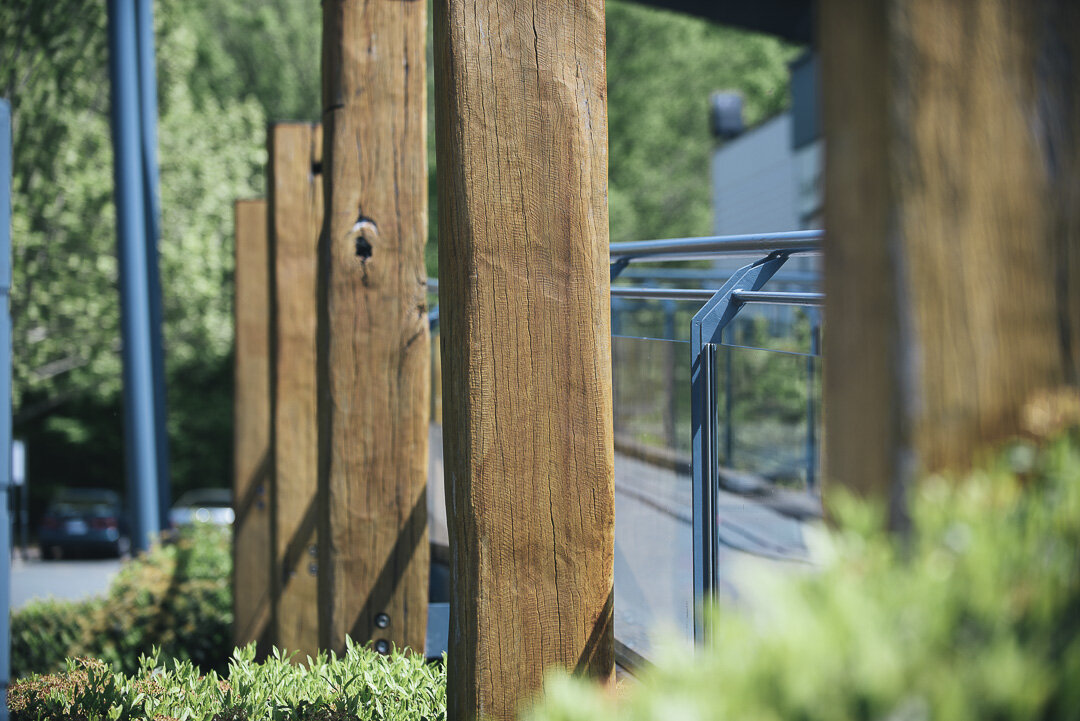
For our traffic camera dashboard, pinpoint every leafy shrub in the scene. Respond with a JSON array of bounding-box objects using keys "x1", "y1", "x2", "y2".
[
  {"x1": 9, "y1": 598, "x2": 98, "y2": 678},
  {"x1": 530, "y1": 432, "x2": 1080, "y2": 721},
  {"x1": 12, "y1": 523, "x2": 232, "y2": 678},
  {"x1": 9, "y1": 641, "x2": 446, "y2": 721}
]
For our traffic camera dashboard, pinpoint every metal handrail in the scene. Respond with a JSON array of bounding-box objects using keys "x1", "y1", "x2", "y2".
[
  {"x1": 611, "y1": 287, "x2": 823, "y2": 305},
  {"x1": 610, "y1": 230, "x2": 822, "y2": 263},
  {"x1": 617, "y1": 267, "x2": 820, "y2": 284},
  {"x1": 611, "y1": 287, "x2": 716, "y2": 302},
  {"x1": 427, "y1": 230, "x2": 823, "y2": 295},
  {"x1": 731, "y1": 290, "x2": 823, "y2": 306}
]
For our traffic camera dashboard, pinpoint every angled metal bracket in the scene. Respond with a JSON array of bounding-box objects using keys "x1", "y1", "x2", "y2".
[{"x1": 609, "y1": 256, "x2": 631, "y2": 281}]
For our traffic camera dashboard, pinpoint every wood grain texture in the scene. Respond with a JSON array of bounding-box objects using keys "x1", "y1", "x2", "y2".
[
  {"x1": 318, "y1": 0, "x2": 430, "y2": 655},
  {"x1": 233, "y1": 199, "x2": 272, "y2": 654},
  {"x1": 269, "y1": 124, "x2": 323, "y2": 657},
  {"x1": 821, "y1": 0, "x2": 1080, "y2": 523},
  {"x1": 433, "y1": 0, "x2": 615, "y2": 717}
]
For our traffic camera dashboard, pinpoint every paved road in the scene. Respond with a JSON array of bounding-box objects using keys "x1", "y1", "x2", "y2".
[
  {"x1": 612, "y1": 452, "x2": 822, "y2": 659},
  {"x1": 11, "y1": 555, "x2": 122, "y2": 609}
]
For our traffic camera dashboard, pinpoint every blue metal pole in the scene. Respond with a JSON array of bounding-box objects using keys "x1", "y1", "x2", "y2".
[
  {"x1": 135, "y1": 0, "x2": 171, "y2": 529},
  {"x1": 108, "y1": 0, "x2": 161, "y2": 551},
  {"x1": 0, "y1": 98, "x2": 13, "y2": 721}
]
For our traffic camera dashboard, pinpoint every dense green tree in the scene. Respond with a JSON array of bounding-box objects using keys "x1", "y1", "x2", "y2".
[
  {"x1": 1, "y1": 0, "x2": 265, "y2": 508},
  {"x1": 169, "y1": 0, "x2": 321, "y2": 123}
]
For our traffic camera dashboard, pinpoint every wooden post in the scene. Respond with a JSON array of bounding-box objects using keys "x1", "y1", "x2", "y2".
[
  {"x1": 434, "y1": 0, "x2": 615, "y2": 716},
  {"x1": 233, "y1": 199, "x2": 272, "y2": 654},
  {"x1": 318, "y1": 0, "x2": 430, "y2": 654},
  {"x1": 821, "y1": 0, "x2": 1080, "y2": 524},
  {"x1": 268, "y1": 123, "x2": 323, "y2": 657}
]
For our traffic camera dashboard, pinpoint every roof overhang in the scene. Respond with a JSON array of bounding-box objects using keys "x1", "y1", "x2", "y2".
[{"x1": 629, "y1": 0, "x2": 814, "y2": 45}]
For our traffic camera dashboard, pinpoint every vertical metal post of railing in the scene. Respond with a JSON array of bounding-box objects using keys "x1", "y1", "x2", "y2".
[
  {"x1": 17, "y1": 468, "x2": 25, "y2": 558},
  {"x1": 723, "y1": 330, "x2": 733, "y2": 468},
  {"x1": 805, "y1": 312, "x2": 820, "y2": 491},
  {"x1": 663, "y1": 299, "x2": 678, "y2": 449},
  {"x1": 135, "y1": 0, "x2": 171, "y2": 528},
  {"x1": 611, "y1": 297, "x2": 623, "y2": 436},
  {"x1": 108, "y1": 0, "x2": 161, "y2": 551},
  {"x1": 0, "y1": 97, "x2": 13, "y2": 721},
  {"x1": 689, "y1": 336, "x2": 717, "y2": 643}
]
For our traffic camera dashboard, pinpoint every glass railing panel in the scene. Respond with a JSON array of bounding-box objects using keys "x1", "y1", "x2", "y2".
[
  {"x1": 712, "y1": 305, "x2": 824, "y2": 602},
  {"x1": 612, "y1": 327, "x2": 695, "y2": 661}
]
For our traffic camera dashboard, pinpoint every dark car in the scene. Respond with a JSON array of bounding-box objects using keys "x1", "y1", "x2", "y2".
[{"x1": 38, "y1": 488, "x2": 130, "y2": 559}]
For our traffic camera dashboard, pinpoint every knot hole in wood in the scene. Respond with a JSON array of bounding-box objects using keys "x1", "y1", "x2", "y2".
[{"x1": 348, "y1": 213, "x2": 378, "y2": 262}]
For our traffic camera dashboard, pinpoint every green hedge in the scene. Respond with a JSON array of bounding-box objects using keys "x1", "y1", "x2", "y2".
[
  {"x1": 531, "y1": 432, "x2": 1080, "y2": 721},
  {"x1": 12, "y1": 524, "x2": 233, "y2": 678},
  {"x1": 9, "y1": 642, "x2": 446, "y2": 721}
]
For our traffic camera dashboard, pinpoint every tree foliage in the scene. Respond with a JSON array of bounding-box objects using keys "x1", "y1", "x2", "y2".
[
  {"x1": 164, "y1": 0, "x2": 321, "y2": 124},
  {"x1": 2, "y1": 0, "x2": 266, "y2": 404},
  {"x1": 606, "y1": 1, "x2": 797, "y2": 242},
  {"x1": 1, "y1": 0, "x2": 267, "y2": 505},
  {"x1": 1, "y1": 0, "x2": 795, "y2": 507}
]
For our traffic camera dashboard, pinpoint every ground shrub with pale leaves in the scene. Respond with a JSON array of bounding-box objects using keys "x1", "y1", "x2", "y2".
[{"x1": 10, "y1": 640, "x2": 446, "y2": 721}]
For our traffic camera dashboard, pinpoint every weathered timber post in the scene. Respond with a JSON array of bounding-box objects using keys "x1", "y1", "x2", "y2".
[
  {"x1": 434, "y1": 0, "x2": 615, "y2": 716},
  {"x1": 233, "y1": 199, "x2": 273, "y2": 653},
  {"x1": 269, "y1": 124, "x2": 323, "y2": 657},
  {"x1": 821, "y1": 0, "x2": 1080, "y2": 524},
  {"x1": 318, "y1": 0, "x2": 430, "y2": 654}
]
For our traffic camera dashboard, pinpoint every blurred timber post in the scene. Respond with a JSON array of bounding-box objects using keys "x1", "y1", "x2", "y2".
[
  {"x1": 317, "y1": 0, "x2": 431, "y2": 654},
  {"x1": 433, "y1": 0, "x2": 616, "y2": 717},
  {"x1": 820, "y1": 0, "x2": 1080, "y2": 527},
  {"x1": 268, "y1": 123, "x2": 323, "y2": 658},
  {"x1": 232, "y1": 198, "x2": 272, "y2": 654}
]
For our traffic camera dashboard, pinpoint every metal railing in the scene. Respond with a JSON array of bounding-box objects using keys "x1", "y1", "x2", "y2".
[
  {"x1": 608, "y1": 231, "x2": 824, "y2": 644},
  {"x1": 730, "y1": 289, "x2": 823, "y2": 306},
  {"x1": 426, "y1": 230, "x2": 825, "y2": 655},
  {"x1": 609, "y1": 229, "x2": 822, "y2": 262}
]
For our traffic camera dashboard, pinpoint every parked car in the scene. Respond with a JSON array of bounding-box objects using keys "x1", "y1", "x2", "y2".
[
  {"x1": 169, "y1": 488, "x2": 234, "y2": 527},
  {"x1": 38, "y1": 488, "x2": 130, "y2": 559}
]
